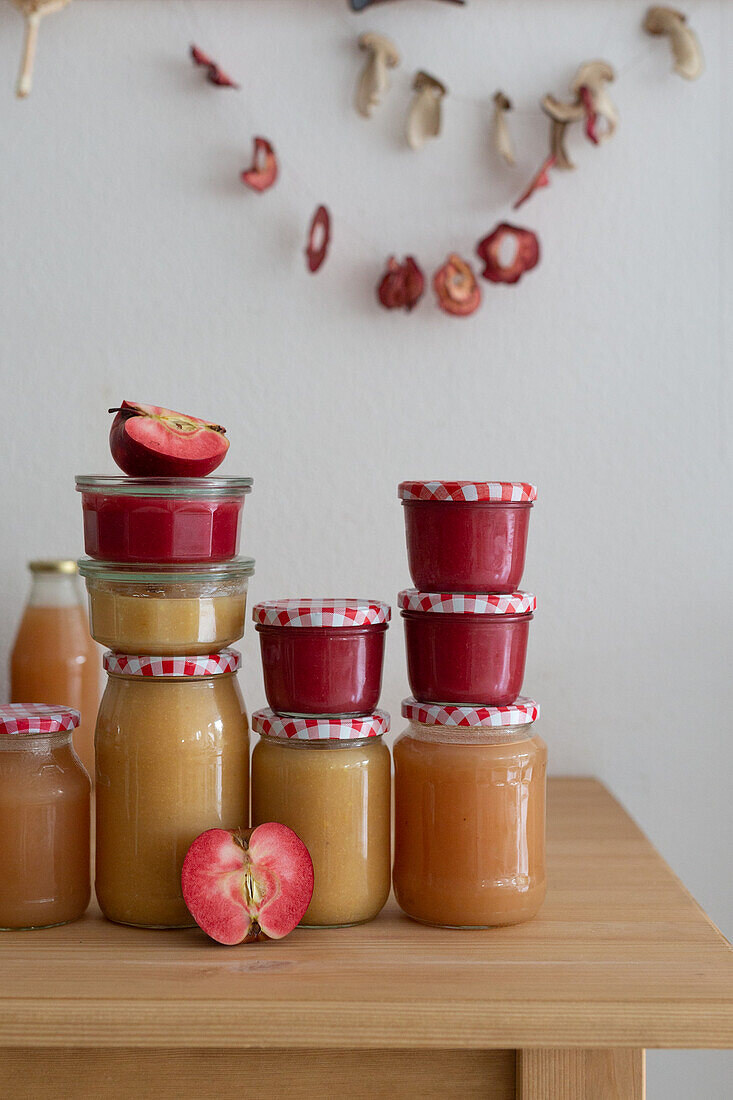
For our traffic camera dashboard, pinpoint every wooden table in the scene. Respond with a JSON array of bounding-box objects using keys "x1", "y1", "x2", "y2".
[{"x1": 2, "y1": 777, "x2": 733, "y2": 1099}]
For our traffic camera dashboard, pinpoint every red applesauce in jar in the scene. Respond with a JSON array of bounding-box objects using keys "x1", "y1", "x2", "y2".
[
  {"x1": 398, "y1": 481, "x2": 536, "y2": 594},
  {"x1": 253, "y1": 600, "x2": 390, "y2": 717},
  {"x1": 76, "y1": 477, "x2": 252, "y2": 564},
  {"x1": 399, "y1": 589, "x2": 534, "y2": 707}
]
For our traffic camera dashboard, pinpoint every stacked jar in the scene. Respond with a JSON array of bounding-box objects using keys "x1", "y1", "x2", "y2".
[
  {"x1": 75, "y1": 476, "x2": 254, "y2": 928},
  {"x1": 393, "y1": 481, "x2": 546, "y2": 928},
  {"x1": 250, "y1": 599, "x2": 392, "y2": 928}
]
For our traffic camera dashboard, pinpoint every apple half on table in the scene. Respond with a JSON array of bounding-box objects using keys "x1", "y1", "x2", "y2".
[{"x1": 182, "y1": 824, "x2": 315, "y2": 945}]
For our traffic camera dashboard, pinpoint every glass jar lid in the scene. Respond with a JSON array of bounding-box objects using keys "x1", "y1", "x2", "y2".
[
  {"x1": 0, "y1": 703, "x2": 81, "y2": 735},
  {"x1": 252, "y1": 707, "x2": 390, "y2": 741},
  {"x1": 402, "y1": 697, "x2": 539, "y2": 728},
  {"x1": 76, "y1": 476, "x2": 253, "y2": 499},
  {"x1": 398, "y1": 589, "x2": 536, "y2": 615},
  {"x1": 79, "y1": 557, "x2": 255, "y2": 584},
  {"x1": 253, "y1": 599, "x2": 391, "y2": 628},
  {"x1": 103, "y1": 649, "x2": 241, "y2": 678},
  {"x1": 398, "y1": 481, "x2": 537, "y2": 503}
]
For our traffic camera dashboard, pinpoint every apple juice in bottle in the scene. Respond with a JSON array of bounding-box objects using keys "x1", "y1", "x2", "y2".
[{"x1": 10, "y1": 561, "x2": 101, "y2": 781}]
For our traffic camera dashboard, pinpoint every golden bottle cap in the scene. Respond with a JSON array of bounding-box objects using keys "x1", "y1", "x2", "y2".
[{"x1": 28, "y1": 560, "x2": 79, "y2": 575}]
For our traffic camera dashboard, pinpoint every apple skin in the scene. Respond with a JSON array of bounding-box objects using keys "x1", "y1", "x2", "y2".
[
  {"x1": 109, "y1": 401, "x2": 230, "y2": 477},
  {"x1": 181, "y1": 824, "x2": 314, "y2": 945}
]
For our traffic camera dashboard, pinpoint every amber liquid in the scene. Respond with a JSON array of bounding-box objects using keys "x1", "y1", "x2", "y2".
[
  {"x1": 11, "y1": 606, "x2": 101, "y2": 781},
  {"x1": 0, "y1": 734, "x2": 91, "y2": 929},
  {"x1": 393, "y1": 727, "x2": 547, "y2": 927}
]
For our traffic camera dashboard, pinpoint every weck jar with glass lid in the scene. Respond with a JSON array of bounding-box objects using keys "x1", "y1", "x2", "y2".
[
  {"x1": 251, "y1": 708, "x2": 391, "y2": 928},
  {"x1": 393, "y1": 696, "x2": 546, "y2": 929},
  {"x1": 95, "y1": 649, "x2": 249, "y2": 929},
  {"x1": 0, "y1": 704, "x2": 91, "y2": 930}
]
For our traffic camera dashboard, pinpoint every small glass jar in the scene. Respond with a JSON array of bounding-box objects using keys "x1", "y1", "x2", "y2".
[
  {"x1": 79, "y1": 557, "x2": 255, "y2": 655},
  {"x1": 251, "y1": 709, "x2": 391, "y2": 927},
  {"x1": 76, "y1": 476, "x2": 253, "y2": 563},
  {"x1": 10, "y1": 559, "x2": 100, "y2": 780},
  {"x1": 398, "y1": 481, "x2": 536, "y2": 594},
  {"x1": 399, "y1": 589, "x2": 535, "y2": 706},
  {"x1": 253, "y1": 599, "x2": 390, "y2": 716},
  {"x1": 393, "y1": 697, "x2": 546, "y2": 928},
  {"x1": 95, "y1": 649, "x2": 249, "y2": 929},
  {"x1": 0, "y1": 704, "x2": 91, "y2": 930}
]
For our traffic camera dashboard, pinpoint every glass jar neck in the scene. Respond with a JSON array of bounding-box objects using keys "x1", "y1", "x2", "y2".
[
  {"x1": 406, "y1": 719, "x2": 535, "y2": 746},
  {"x1": 0, "y1": 729, "x2": 73, "y2": 753},
  {"x1": 258, "y1": 733, "x2": 380, "y2": 750},
  {"x1": 27, "y1": 572, "x2": 83, "y2": 609},
  {"x1": 105, "y1": 672, "x2": 236, "y2": 685}
]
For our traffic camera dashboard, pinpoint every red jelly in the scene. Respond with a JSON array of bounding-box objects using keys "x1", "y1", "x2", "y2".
[
  {"x1": 253, "y1": 600, "x2": 391, "y2": 717},
  {"x1": 399, "y1": 589, "x2": 535, "y2": 706},
  {"x1": 398, "y1": 481, "x2": 536, "y2": 594},
  {"x1": 76, "y1": 477, "x2": 252, "y2": 564}
]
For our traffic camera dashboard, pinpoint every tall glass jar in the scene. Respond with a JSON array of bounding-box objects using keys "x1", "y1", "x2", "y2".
[
  {"x1": 393, "y1": 697, "x2": 546, "y2": 928},
  {"x1": 10, "y1": 560, "x2": 100, "y2": 780},
  {"x1": 95, "y1": 649, "x2": 249, "y2": 929},
  {"x1": 251, "y1": 709, "x2": 391, "y2": 928},
  {"x1": 0, "y1": 704, "x2": 91, "y2": 930}
]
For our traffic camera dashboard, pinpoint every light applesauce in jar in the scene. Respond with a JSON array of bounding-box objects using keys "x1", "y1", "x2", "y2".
[
  {"x1": 251, "y1": 709, "x2": 391, "y2": 927},
  {"x1": 393, "y1": 698, "x2": 546, "y2": 928},
  {"x1": 0, "y1": 705, "x2": 90, "y2": 930},
  {"x1": 79, "y1": 558, "x2": 254, "y2": 655},
  {"x1": 95, "y1": 650, "x2": 249, "y2": 928}
]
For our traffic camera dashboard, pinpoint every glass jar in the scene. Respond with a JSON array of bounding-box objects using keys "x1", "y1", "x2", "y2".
[
  {"x1": 79, "y1": 557, "x2": 255, "y2": 655},
  {"x1": 398, "y1": 481, "x2": 536, "y2": 594},
  {"x1": 253, "y1": 600, "x2": 390, "y2": 717},
  {"x1": 95, "y1": 649, "x2": 249, "y2": 929},
  {"x1": 76, "y1": 476, "x2": 253, "y2": 563},
  {"x1": 0, "y1": 704, "x2": 91, "y2": 930},
  {"x1": 399, "y1": 589, "x2": 535, "y2": 706},
  {"x1": 393, "y1": 697, "x2": 546, "y2": 928},
  {"x1": 10, "y1": 559, "x2": 101, "y2": 779},
  {"x1": 251, "y1": 709, "x2": 391, "y2": 927}
]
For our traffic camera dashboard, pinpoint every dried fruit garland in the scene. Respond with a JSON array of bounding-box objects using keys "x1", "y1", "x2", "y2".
[{"x1": 184, "y1": 4, "x2": 703, "y2": 318}]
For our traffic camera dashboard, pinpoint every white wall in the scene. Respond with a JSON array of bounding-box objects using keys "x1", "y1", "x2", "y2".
[{"x1": 1, "y1": 1, "x2": 731, "y2": 1093}]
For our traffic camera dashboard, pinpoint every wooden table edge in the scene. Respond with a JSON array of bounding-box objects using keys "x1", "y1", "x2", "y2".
[{"x1": 2, "y1": 999, "x2": 733, "y2": 1050}]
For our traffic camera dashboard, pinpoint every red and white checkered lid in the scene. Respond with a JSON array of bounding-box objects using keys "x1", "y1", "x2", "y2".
[
  {"x1": 398, "y1": 589, "x2": 536, "y2": 615},
  {"x1": 103, "y1": 649, "x2": 241, "y2": 677},
  {"x1": 0, "y1": 703, "x2": 81, "y2": 735},
  {"x1": 398, "y1": 481, "x2": 537, "y2": 503},
  {"x1": 252, "y1": 707, "x2": 390, "y2": 741},
  {"x1": 253, "y1": 599, "x2": 391, "y2": 628},
  {"x1": 402, "y1": 696, "x2": 539, "y2": 728}
]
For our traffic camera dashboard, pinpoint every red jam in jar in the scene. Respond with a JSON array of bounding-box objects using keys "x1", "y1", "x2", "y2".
[
  {"x1": 399, "y1": 589, "x2": 535, "y2": 707},
  {"x1": 253, "y1": 599, "x2": 391, "y2": 717},
  {"x1": 76, "y1": 477, "x2": 253, "y2": 564},
  {"x1": 398, "y1": 481, "x2": 536, "y2": 594}
]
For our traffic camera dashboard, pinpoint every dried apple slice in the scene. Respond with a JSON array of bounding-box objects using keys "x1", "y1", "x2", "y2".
[
  {"x1": 182, "y1": 825, "x2": 314, "y2": 945},
  {"x1": 433, "y1": 254, "x2": 481, "y2": 316},
  {"x1": 513, "y1": 155, "x2": 556, "y2": 210},
  {"x1": 190, "y1": 44, "x2": 239, "y2": 88},
  {"x1": 241, "y1": 137, "x2": 278, "y2": 192},
  {"x1": 306, "y1": 205, "x2": 331, "y2": 273},
  {"x1": 377, "y1": 256, "x2": 425, "y2": 311},
  {"x1": 476, "y1": 223, "x2": 540, "y2": 285}
]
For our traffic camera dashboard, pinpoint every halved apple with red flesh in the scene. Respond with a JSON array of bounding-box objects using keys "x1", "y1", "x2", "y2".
[
  {"x1": 109, "y1": 401, "x2": 230, "y2": 477},
  {"x1": 181, "y1": 824, "x2": 314, "y2": 945}
]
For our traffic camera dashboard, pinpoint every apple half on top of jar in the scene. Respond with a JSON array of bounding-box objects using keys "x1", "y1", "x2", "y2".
[{"x1": 109, "y1": 401, "x2": 230, "y2": 478}]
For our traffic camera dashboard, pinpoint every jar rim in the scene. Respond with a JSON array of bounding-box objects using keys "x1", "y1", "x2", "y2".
[
  {"x1": 103, "y1": 649, "x2": 241, "y2": 678},
  {"x1": 398, "y1": 590, "x2": 535, "y2": 616},
  {"x1": 398, "y1": 480, "x2": 536, "y2": 503},
  {"x1": 252, "y1": 707, "x2": 390, "y2": 741},
  {"x1": 0, "y1": 703, "x2": 80, "y2": 735},
  {"x1": 401, "y1": 696, "x2": 539, "y2": 728},
  {"x1": 252, "y1": 599, "x2": 390, "y2": 628},
  {"x1": 75, "y1": 476, "x2": 253, "y2": 499},
  {"x1": 79, "y1": 556, "x2": 255, "y2": 583}
]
